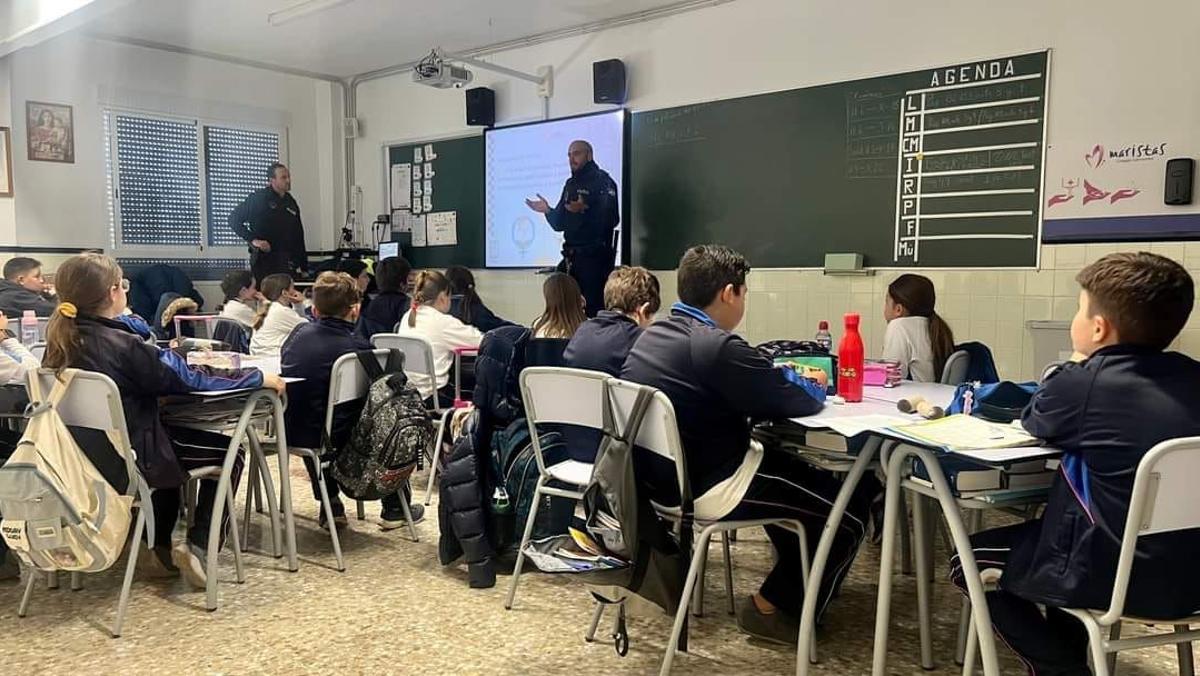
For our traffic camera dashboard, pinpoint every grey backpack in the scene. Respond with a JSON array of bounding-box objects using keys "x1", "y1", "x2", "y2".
[{"x1": 332, "y1": 350, "x2": 433, "y2": 500}]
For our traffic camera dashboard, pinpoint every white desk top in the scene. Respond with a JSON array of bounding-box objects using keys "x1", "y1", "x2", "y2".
[{"x1": 862, "y1": 382, "x2": 957, "y2": 406}]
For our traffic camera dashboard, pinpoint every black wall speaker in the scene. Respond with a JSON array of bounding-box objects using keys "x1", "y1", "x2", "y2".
[
  {"x1": 593, "y1": 59, "x2": 627, "y2": 104},
  {"x1": 465, "y1": 87, "x2": 495, "y2": 127},
  {"x1": 1165, "y1": 158, "x2": 1194, "y2": 205}
]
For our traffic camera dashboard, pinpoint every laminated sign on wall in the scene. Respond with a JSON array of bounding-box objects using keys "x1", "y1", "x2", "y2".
[{"x1": 426, "y1": 211, "x2": 458, "y2": 247}]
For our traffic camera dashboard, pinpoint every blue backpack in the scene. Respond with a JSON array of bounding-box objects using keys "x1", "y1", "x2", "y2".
[{"x1": 947, "y1": 381, "x2": 1038, "y2": 423}]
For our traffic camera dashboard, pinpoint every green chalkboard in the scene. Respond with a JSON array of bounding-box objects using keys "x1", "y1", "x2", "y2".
[
  {"x1": 630, "y1": 51, "x2": 1049, "y2": 269},
  {"x1": 387, "y1": 134, "x2": 483, "y2": 269}
]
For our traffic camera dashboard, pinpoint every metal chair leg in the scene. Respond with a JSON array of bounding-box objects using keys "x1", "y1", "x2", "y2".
[
  {"x1": 424, "y1": 409, "x2": 452, "y2": 506},
  {"x1": 356, "y1": 500, "x2": 365, "y2": 520},
  {"x1": 315, "y1": 461, "x2": 347, "y2": 570},
  {"x1": 225, "y1": 481, "x2": 245, "y2": 584},
  {"x1": 112, "y1": 509, "x2": 147, "y2": 637},
  {"x1": 241, "y1": 455, "x2": 258, "y2": 552},
  {"x1": 722, "y1": 530, "x2": 735, "y2": 616},
  {"x1": 505, "y1": 477, "x2": 546, "y2": 610},
  {"x1": 585, "y1": 601, "x2": 605, "y2": 642},
  {"x1": 17, "y1": 567, "x2": 36, "y2": 617},
  {"x1": 661, "y1": 526, "x2": 717, "y2": 675},
  {"x1": 692, "y1": 537, "x2": 708, "y2": 618},
  {"x1": 912, "y1": 494, "x2": 935, "y2": 670},
  {"x1": 899, "y1": 492, "x2": 914, "y2": 576},
  {"x1": 1177, "y1": 625, "x2": 1194, "y2": 676},
  {"x1": 1107, "y1": 622, "x2": 1121, "y2": 674}
]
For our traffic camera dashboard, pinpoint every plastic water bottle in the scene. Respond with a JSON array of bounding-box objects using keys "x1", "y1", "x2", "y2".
[
  {"x1": 20, "y1": 310, "x2": 38, "y2": 346},
  {"x1": 814, "y1": 320, "x2": 833, "y2": 352},
  {"x1": 837, "y1": 312, "x2": 865, "y2": 403}
]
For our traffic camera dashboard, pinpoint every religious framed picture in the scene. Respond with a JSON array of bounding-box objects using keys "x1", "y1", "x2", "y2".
[
  {"x1": 0, "y1": 128, "x2": 12, "y2": 197},
  {"x1": 26, "y1": 101, "x2": 74, "y2": 163}
]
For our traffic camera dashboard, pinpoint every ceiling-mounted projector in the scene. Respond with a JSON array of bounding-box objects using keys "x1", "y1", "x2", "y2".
[{"x1": 413, "y1": 50, "x2": 473, "y2": 89}]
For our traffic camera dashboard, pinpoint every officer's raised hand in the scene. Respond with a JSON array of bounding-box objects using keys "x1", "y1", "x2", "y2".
[
  {"x1": 251, "y1": 238, "x2": 271, "y2": 252},
  {"x1": 564, "y1": 194, "x2": 588, "y2": 214},
  {"x1": 525, "y1": 194, "x2": 551, "y2": 214}
]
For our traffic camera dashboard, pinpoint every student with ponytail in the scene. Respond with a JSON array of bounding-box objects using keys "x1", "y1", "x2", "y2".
[
  {"x1": 446, "y1": 265, "x2": 513, "y2": 333},
  {"x1": 882, "y1": 273, "x2": 956, "y2": 382},
  {"x1": 249, "y1": 272, "x2": 307, "y2": 356},
  {"x1": 43, "y1": 253, "x2": 285, "y2": 588},
  {"x1": 397, "y1": 269, "x2": 483, "y2": 405}
]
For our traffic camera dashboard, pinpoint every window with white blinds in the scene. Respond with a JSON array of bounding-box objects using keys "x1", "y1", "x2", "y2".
[
  {"x1": 106, "y1": 109, "x2": 283, "y2": 251},
  {"x1": 112, "y1": 114, "x2": 203, "y2": 246},
  {"x1": 205, "y1": 126, "x2": 280, "y2": 247}
]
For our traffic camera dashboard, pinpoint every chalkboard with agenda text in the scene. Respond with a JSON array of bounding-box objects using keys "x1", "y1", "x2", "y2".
[
  {"x1": 387, "y1": 134, "x2": 484, "y2": 269},
  {"x1": 630, "y1": 51, "x2": 1049, "y2": 269}
]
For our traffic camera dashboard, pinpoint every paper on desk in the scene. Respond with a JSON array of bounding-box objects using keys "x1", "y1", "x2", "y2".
[
  {"x1": 951, "y1": 446, "x2": 1061, "y2": 464},
  {"x1": 820, "y1": 414, "x2": 911, "y2": 437},
  {"x1": 888, "y1": 414, "x2": 1038, "y2": 451}
]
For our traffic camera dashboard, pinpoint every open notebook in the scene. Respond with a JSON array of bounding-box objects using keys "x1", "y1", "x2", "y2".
[{"x1": 886, "y1": 414, "x2": 1039, "y2": 451}]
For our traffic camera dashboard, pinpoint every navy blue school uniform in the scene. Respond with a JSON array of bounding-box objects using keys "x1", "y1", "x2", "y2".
[
  {"x1": 355, "y1": 289, "x2": 410, "y2": 340},
  {"x1": 281, "y1": 316, "x2": 370, "y2": 450},
  {"x1": 450, "y1": 295, "x2": 514, "y2": 334},
  {"x1": 950, "y1": 345, "x2": 1200, "y2": 674},
  {"x1": 563, "y1": 310, "x2": 642, "y2": 377}
]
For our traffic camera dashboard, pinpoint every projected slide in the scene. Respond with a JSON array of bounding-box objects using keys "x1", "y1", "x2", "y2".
[{"x1": 485, "y1": 110, "x2": 625, "y2": 268}]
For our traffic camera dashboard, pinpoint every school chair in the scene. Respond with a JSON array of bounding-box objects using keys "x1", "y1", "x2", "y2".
[
  {"x1": 29, "y1": 342, "x2": 45, "y2": 361},
  {"x1": 941, "y1": 349, "x2": 971, "y2": 385},
  {"x1": 371, "y1": 333, "x2": 455, "y2": 509},
  {"x1": 504, "y1": 366, "x2": 606, "y2": 610},
  {"x1": 288, "y1": 349, "x2": 421, "y2": 567},
  {"x1": 14, "y1": 368, "x2": 156, "y2": 638},
  {"x1": 962, "y1": 436, "x2": 1200, "y2": 676},
  {"x1": 604, "y1": 376, "x2": 817, "y2": 674}
]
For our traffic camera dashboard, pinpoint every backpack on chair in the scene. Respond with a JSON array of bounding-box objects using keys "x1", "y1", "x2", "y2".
[
  {"x1": 0, "y1": 371, "x2": 134, "y2": 572},
  {"x1": 332, "y1": 350, "x2": 434, "y2": 500}
]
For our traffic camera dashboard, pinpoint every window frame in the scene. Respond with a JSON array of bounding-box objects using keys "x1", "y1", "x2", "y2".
[{"x1": 104, "y1": 105, "x2": 288, "y2": 258}]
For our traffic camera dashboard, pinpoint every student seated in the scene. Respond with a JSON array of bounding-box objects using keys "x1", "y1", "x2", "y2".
[
  {"x1": 249, "y1": 273, "x2": 307, "y2": 356},
  {"x1": 531, "y1": 272, "x2": 586, "y2": 339},
  {"x1": 337, "y1": 259, "x2": 373, "y2": 313},
  {"x1": 881, "y1": 273, "x2": 955, "y2": 381},
  {"x1": 621, "y1": 244, "x2": 873, "y2": 645},
  {"x1": 398, "y1": 270, "x2": 483, "y2": 408},
  {"x1": 949, "y1": 252, "x2": 1200, "y2": 676},
  {"x1": 355, "y1": 256, "x2": 411, "y2": 340},
  {"x1": 41, "y1": 253, "x2": 284, "y2": 588},
  {"x1": 446, "y1": 265, "x2": 514, "y2": 333},
  {"x1": 0, "y1": 256, "x2": 56, "y2": 317},
  {"x1": 281, "y1": 271, "x2": 422, "y2": 530},
  {"x1": 0, "y1": 310, "x2": 40, "y2": 385},
  {"x1": 564, "y1": 266, "x2": 660, "y2": 376},
  {"x1": 218, "y1": 269, "x2": 259, "y2": 328}
]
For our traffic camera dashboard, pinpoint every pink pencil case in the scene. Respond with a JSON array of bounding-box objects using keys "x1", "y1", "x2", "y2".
[{"x1": 864, "y1": 360, "x2": 902, "y2": 387}]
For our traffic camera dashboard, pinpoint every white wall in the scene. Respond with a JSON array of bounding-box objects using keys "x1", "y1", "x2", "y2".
[
  {"x1": 354, "y1": 0, "x2": 1200, "y2": 379},
  {"x1": 4, "y1": 32, "x2": 342, "y2": 254}
]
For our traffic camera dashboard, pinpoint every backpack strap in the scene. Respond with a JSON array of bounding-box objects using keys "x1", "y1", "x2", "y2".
[
  {"x1": 600, "y1": 382, "x2": 654, "y2": 448},
  {"x1": 382, "y1": 348, "x2": 406, "y2": 375}
]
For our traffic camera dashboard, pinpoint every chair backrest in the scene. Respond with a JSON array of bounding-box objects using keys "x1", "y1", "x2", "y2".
[
  {"x1": 30, "y1": 342, "x2": 45, "y2": 361},
  {"x1": 940, "y1": 349, "x2": 971, "y2": 385},
  {"x1": 520, "y1": 367, "x2": 609, "y2": 474},
  {"x1": 324, "y1": 349, "x2": 390, "y2": 436},
  {"x1": 28, "y1": 368, "x2": 138, "y2": 480},
  {"x1": 607, "y1": 377, "x2": 690, "y2": 506},
  {"x1": 172, "y1": 314, "x2": 218, "y2": 342},
  {"x1": 211, "y1": 317, "x2": 252, "y2": 354},
  {"x1": 372, "y1": 333, "x2": 437, "y2": 387},
  {"x1": 1100, "y1": 436, "x2": 1200, "y2": 623}
]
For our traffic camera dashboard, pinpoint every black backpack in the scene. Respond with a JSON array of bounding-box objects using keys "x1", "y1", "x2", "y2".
[
  {"x1": 492, "y1": 418, "x2": 574, "y2": 548},
  {"x1": 332, "y1": 350, "x2": 433, "y2": 500}
]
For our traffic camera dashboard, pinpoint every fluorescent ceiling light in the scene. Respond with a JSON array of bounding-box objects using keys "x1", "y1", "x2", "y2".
[{"x1": 267, "y1": 0, "x2": 355, "y2": 27}]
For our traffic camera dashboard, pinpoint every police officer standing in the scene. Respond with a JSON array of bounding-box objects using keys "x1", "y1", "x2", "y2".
[
  {"x1": 228, "y1": 162, "x2": 308, "y2": 283},
  {"x1": 525, "y1": 140, "x2": 619, "y2": 317}
]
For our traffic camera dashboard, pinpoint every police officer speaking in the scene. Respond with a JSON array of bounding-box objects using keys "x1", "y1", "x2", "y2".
[
  {"x1": 228, "y1": 162, "x2": 308, "y2": 283},
  {"x1": 525, "y1": 140, "x2": 619, "y2": 317}
]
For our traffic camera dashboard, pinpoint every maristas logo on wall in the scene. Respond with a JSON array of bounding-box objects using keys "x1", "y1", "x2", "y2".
[{"x1": 1086, "y1": 142, "x2": 1168, "y2": 168}]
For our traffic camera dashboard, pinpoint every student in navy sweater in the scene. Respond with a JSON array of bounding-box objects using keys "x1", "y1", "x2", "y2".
[
  {"x1": 355, "y1": 255, "x2": 411, "y2": 340},
  {"x1": 282, "y1": 271, "x2": 423, "y2": 530},
  {"x1": 446, "y1": 265, "x2": 514, "y2": 333},
  {"x1": 621, "y1": 244, "x2": 871, "y2": 645},
  {"x1": 950, "y1": 252, "x2": 1200, "y2": 676},
  {"x1": 563, "y1": 266, "x2": 660, "y2": 376}
]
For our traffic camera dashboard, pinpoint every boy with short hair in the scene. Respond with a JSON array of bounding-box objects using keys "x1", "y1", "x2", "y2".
[
  {"x1": 621, "y1": 244, "x2": 871, "y2": 645},
  {"x1": 355, "y1": 255, "x2": 412, "y2": 340},
  {"x1": 281, "y1": 271, "x2": 423, "y2": 530},
  {"x1": 950, "y1": 252, "x2": 1200, "y2": 675},
  {"x1": 564, "y1": 265, "x2": 661, "y2": 376},
  {"x1": 0, "y1": 257, "x2": 56, "y2": 317}
]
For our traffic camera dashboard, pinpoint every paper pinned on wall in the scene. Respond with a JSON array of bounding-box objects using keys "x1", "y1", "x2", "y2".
[
  {"x1": 424, "y1": 163, "x2": 435, "y2": 179},
  {"x1": 426, "y1": 211, "x2": 458, "y2": 247},
  {"x1": 423, "y1": 195, "x2": 433, "y2": 211},
  {"x1": 412, "y1": 181, "x2": 422, "y2": 197},
  {"x1": 391, "y1": 209, "x2": 410, "y2": 233},
  {"x1": 422, "y1": 179, "x2": 432, "y2": 193},
  {"x1": 414, "y1": 147, "x2": 423, "y2": 163},
  {"x1": 390, "y1": 163, "x2": 412, "y2": 210},
  {"x1": 424, "y1": 143, "x2": 436, "y2": 160},
  {"x1": 411, "y1": 214, "x2": 428, "y2": 247}
]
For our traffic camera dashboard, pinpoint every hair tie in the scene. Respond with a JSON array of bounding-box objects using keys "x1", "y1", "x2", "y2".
[
  {"x1": 58, "y1": 302, "x2": 78, "y2": 319},
  {"x1": 412, "y1": 300, "x2": 420, "y2": 309}
]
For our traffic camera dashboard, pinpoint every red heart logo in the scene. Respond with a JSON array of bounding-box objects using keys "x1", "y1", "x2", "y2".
[{"x1": 1085, "y1": 144, "x2": 1105, "y2": 169}]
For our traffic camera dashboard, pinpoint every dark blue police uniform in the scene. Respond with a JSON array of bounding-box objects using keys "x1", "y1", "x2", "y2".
[
  {"x1": 544, "y1": 159, "x2": 619, "y2": 317},
  {"x1": 228, "y1": 186, "x2": 308, "y2": 283}
]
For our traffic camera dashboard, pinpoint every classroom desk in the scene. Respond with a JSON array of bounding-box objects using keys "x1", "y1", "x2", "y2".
[
  {"x1": 792, "y1": 383, "x2": 1054, "y2": 676},
  {"x1": 160, "y1": 362, "x2": 299, "y2": 612}
]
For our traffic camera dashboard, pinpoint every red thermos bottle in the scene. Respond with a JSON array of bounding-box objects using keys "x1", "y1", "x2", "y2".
[{"x1": 838, "y1": 312, "x2": 865, "y2": 402}]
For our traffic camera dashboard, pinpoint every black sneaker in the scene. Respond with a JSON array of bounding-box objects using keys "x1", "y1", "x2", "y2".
[
  {"x1": 735, "y1": 596, "x2": 799, "y2": 646},
  {"x1": 380, "y1": 503, "x2": 425, "y2": 530}
]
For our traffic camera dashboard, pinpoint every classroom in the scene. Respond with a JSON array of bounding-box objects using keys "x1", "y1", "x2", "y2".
[{"x1": 2, "y1": 0, "x2": 1200, "y2": 674}]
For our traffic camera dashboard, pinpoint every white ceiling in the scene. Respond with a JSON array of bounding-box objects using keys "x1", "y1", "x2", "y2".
[{"x1": 83, "y1": 0, "x2": 703, "y2": 79}]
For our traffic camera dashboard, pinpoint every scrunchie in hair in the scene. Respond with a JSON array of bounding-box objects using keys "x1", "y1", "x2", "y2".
[{"x1": 58, "y1": 302, "x2": 78, "y2": 319}]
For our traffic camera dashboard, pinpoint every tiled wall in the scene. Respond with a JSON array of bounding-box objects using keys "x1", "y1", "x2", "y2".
[{"x1": 471, "y1": 241, "x2": 1200, "y2": 382}]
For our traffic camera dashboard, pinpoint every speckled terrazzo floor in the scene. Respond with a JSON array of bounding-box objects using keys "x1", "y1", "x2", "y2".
[{"x1": 0, "y1": 462, "x2": 1185, "y2": 675}]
